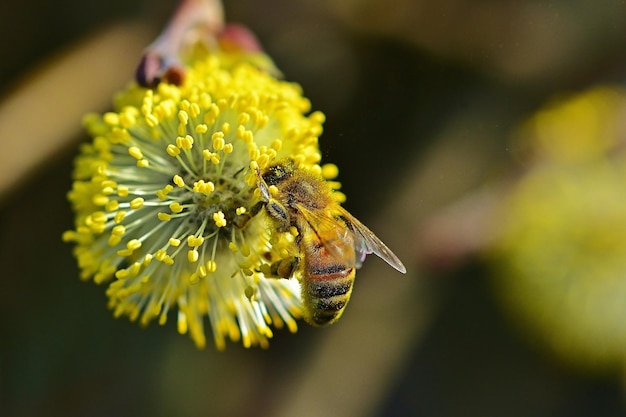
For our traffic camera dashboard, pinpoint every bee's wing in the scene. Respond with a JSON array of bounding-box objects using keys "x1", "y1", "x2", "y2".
[
  {"x1": 296, "y1": 204, "x2": 358, "y2": 266},
  {"x1": 336, "y1": 206, "x2": 407, "y2": 274}
]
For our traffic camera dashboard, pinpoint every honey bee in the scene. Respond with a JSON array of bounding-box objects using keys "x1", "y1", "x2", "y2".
[{"x1": 254, "y1": 159, "x2": 406, "y2": 326}]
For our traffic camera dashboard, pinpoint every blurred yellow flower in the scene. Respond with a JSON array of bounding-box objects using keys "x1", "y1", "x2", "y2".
[
  {"x1": 63, "y1": 49, "x2": 329, "y2": 350},
  {"x1": 491, "y1": 86, "x2": 626, "y2": 369}
]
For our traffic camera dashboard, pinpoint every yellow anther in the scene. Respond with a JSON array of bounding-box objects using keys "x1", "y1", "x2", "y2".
[
  {"x1": 289, "y1": 226, "x2": 299, "y2": 237},
  {"x1": 105, "y1": 200, "x2": 119, "y2": 211},
  {"x1": 270, "y1": 139, "x2": 283, "y2": 151},
  {"x1": 166, "y1": 144, "x2": 181, "y2": 157},
  {"x1": 115, "y1": 269, "x2": 129, "y2": 279},
  {"x1": 137, "y1": 159, "x2": 150, "y2": 168},
  {"x1": 92, "y1": 194, "x2": 109, "y2": 206},
  {"x1": 169, "y1": 238, "x2": 181, "y2": 247},
  {"x1": 198, "y1": 265, "x2": 207, "y2": 278},
  {"x1": 114, "y1": 211, "x2": 126, "y2": 223},
  {"x1": 221, "y1": 122, "x2": 231, "y2": 134},
  {"x1": 145, "y1": 113, "x2": 159, "y2": 127},
  {"x1": 119, "y1": 111, "x2": 137, "y2": 128},
  {"x1": 228, "y1": 242, "x2": 238, "y2": 252},
  {"x1": 256, "y1": 153, "x2": 270, "y2": 168},
  {"x1": 238, "y1": 112, "x2": 250, "y2": 125},
  {"x1": 195, "y1": 124, "x2": 208, "y2": 134},
  {"x1": 169, "y1": 202, "x2": 183, "y2": 213},
  {"x1": 108, "y1": 235, "x2": 122, "y2": 246},
  {"x1": 213, "y1": 211, "x2": 227, "y2": 227},
  {"x1": 173, "y1": 175, "x2": 185, "y2": 187},
  {"x1": 116, "y1": 248, "x2": 133, "y2": 257},
  {"x1": 91, "y1": 211, "x2": 107, "y2": 223},
  {"x1": 103, "y1": 112, "x2": 120, "y2": 126},
  {"x1": 129, "y1": 262, "x2": 142, "y2": 276},
  {"x1": 156, "y1": 189, "x2": 167, "y2": 200},
  {"x1": 178, "y1": 110, "x2": 189, "y2": 125},
  {"x1": 176, "y1": 135, "x2": 194, "y2": 150},
  {"x1": 321, "y1": 163, "x2": 339, "y2": 180},
  {"x1": 249, "y1": 148, "x2": 260, "y2": 162},
  {"x1": 188, "y1": 249, "x2": 199, "y2": 263},
  {"x1": 117, "y1": 186, "x2": 129, "y2": 197},
  {"x1": 236, "y1": 125, "x2": 246, "y2": 139},
  {"x1": 206, "y1": 260, "x2": 217, "y2": 272},
  {"x1": 128, "y1": 147, "x2": 143, "y2": 159},
  {"x1": 236, "y1": 207, "x2": 247, "y2": 215},
  {"x1": 127, "y1": 239, "x2": 142, "y2": 251},
  {"x1": 190, "y1": 103, "x2": 200, "y2": 118},
  {"x1": 310, "y1": 110, "x2": 325, "y2": 123},
  {"x1": 223, "y1": 143, "x2": 234, "y2": 154},
  {"x1": 112, "y1": 225, "x2": 126, "y2": 236},
  {"x1": 129, "y1": 198, "x2": 144, "y2": 210},
  {"x1": 212, "y1": 134, "x2": 225, "y2": 150},
  {"x1": 177, "y1": 311, "x2": 188, "y2": 334},
  {"x1": 158, "y1": 212, "x2": 172, "y2": 221},
  {"x1": 187, "y1": 236, "x2": 205, "y2": 247},
  {"x1": 332, "y1": 191, "x2": 347, "y2": 203}
]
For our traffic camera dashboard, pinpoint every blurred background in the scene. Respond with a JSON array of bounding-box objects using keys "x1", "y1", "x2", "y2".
[{"x1": 3, "y1": 0, "x2": 626, "y2": 416}]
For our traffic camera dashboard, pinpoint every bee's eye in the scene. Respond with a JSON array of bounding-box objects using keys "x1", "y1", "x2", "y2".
[{"x1": 263, "y1": 165, "x2": 287, "y2": 185}]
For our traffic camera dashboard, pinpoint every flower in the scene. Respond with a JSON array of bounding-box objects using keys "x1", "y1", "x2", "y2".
[
  {"x1": 490, "y1": 86, "x2": 626, "y2": 369},
  {"x1": 63, "y1": 45, "x2": 335, "y2": 349}
]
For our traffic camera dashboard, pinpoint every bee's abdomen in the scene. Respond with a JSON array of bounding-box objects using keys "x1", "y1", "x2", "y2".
[{"x1": 302, "y1": 264, "x2": 355, "y2": 326}]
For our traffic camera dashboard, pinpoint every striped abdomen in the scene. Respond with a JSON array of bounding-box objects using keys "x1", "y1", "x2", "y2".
[{"x1": 301, "y1": 240, "x2": 356, "y2": 326}]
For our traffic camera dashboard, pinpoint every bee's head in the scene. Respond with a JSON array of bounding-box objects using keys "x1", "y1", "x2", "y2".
[{"x1": 262, "y1": 159, "x2": 296, "y2": 186}]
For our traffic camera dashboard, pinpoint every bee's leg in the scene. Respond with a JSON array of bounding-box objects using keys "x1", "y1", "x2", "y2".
[
  {"x1": 249, "y1": 201, "x2": 265, "y2": 217},
  {"x1": 270, "y1": 256, "x2": 300, "y2": 279}
]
